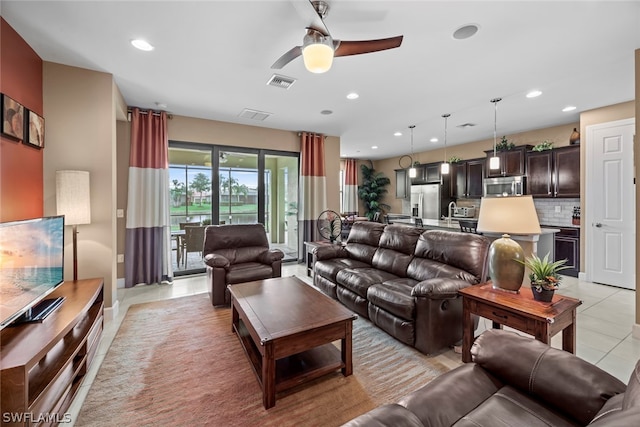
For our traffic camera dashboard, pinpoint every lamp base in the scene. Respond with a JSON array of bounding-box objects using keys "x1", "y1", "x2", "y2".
[{"x1": 488, "y1": 234, "x2": 525, "y2": 292}]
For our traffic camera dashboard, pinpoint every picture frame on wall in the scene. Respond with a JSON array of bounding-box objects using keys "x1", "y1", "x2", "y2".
[
  {"x1": 25, "y1": 110, "x2": 45, "y2": 149},
  {"x1": 1, "y1": 94, "x2": 25, "y2": 141}
]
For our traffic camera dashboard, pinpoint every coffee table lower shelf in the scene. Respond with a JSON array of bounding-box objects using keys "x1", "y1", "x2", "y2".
[{"x1": 235, "y1": 320, "x2": 344, "y2": 394}]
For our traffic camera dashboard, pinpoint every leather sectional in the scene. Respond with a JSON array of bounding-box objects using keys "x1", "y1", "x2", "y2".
[
  {"x1": 313, "y1": 221, "x2": 490, "y2": 355},
  {"x1": 343, "y1": 329, "x2": 639, "y2": 426}
]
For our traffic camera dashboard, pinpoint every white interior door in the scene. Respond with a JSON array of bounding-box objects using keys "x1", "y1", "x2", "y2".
[{"x1": 586, "y1": 119, "x2": 635, "y2": 289}]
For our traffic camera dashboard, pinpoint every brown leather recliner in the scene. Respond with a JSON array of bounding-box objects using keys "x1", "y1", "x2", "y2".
[
  {"x1": 343, "y1": 329, "x2": 639, "y2": 426},
  {"x1": 203, "y1": 224, "x2": 284, "y2": 306}
]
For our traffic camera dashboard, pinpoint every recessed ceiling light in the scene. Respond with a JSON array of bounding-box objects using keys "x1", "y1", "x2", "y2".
[
  {"x1": 562, "y1": 105, "x2": 577, "y2": 112},
  {"x1": 371, "y1": 145, "x2": 378, "y2": 150},
  {"x1": 453, "y1": 24, "x2": 479, "y2": 40},
  {"x1": 430, "y1": 137, "x2": 438, "y2": 143},
  {"x1": 526, "y1": 90, "x2": 542, "y2": 98},
  {"x1": 320, "y1": 110, "x2": 333, "y2": 115},
  {"x1": 346, "y1": 92, "x2": 359, "y2": 100},
  {"x1": 131, "y1": 39, "x2": 154, "y2": 51},
  {"x1": 394, "y1": 131, "x2": 402, "y2": 136}
]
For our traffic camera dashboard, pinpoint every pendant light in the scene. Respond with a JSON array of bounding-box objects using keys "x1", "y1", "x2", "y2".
[
  {"x1": 490, "y1": 98, "x2": 502, "y2": 170},
  {"x1": 441, "y1": 114, "x2": 451, "y2": 175},
  {"x1": 408, "y1": 125, "x2": 417, "y2": 178}
]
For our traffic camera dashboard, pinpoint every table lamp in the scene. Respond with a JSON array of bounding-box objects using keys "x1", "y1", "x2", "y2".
[
  {"x1": 56, "y1": 170, "x2": 91, "y2": 281},
  {"x1": 476, "y1": 195, "x2": 541, "y2": 292}
]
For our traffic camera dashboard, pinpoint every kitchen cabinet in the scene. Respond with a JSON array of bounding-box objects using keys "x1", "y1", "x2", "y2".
[
  {"x1": 451, "y1": 158, "x2": 485, "y2": 198},
  {"x1": 411, "y1": 163, "x2": 440, "y2": 185},
  {"x1": 554, "y1": 227, "x2": 580, "y2": 277},
  {"x1": 395, "y1": 168, "x2": 409, "y2": 199},
  {"x1": 526, "y1": 146, "x2": 580, "y2": 198},
  {"x1": 485, "y1": 146, "x2": 532, "y2": 178}
]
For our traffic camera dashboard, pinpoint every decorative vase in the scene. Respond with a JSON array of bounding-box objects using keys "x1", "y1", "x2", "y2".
[
  {"x1": 489, "y1": 234, "x2": 525, "y2": 292},
  {"x1": 570, "y1": 128, "x2": 580, "y2": 145},
  {"x1": 532, "y1": 286, "x2": 555, "y2": 302}
]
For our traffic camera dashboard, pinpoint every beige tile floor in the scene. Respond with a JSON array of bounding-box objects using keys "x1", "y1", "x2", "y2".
[{"x1": 67, "y1": 264, "x2": 640, "y2": 425}]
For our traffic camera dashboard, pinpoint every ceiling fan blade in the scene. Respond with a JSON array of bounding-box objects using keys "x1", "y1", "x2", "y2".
[
  {"x1": 271, "y1": 46, "x2": 303, "y2": 69},
  {"x1": 334, "y1": 36, "x2": 403, "y2": 57},
  {"x1": 290, "y1": 0, "x2": 330, "y2": 36}
]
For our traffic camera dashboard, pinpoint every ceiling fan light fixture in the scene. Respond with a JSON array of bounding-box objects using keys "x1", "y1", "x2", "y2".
[{"x1": 302, "y1": 31, "x2": 334, "y2": 73}]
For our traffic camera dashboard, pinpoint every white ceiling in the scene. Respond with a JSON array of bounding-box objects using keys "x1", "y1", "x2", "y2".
[{"x1": 2, "y1": 1, "x2": 639, "y2": 160}]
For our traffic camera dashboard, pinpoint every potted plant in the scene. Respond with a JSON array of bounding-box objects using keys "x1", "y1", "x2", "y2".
[
  {"x1": 517, "y1": 253, "x2": 569, "y2": 302},
  {"x1": 496, "y1": 136, "x2": 515, "y2": 151},
  {"x1": 358, "y1": 163, "x2": 391, "y2": 221}
]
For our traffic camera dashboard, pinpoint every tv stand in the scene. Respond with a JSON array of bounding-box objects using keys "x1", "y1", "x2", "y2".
[
  {"x1": 0, "y1": 278, "x2": 104, "y2": 426},
  {"x1": 14, "y1": 296, "x2": 66, "y2": 324}
]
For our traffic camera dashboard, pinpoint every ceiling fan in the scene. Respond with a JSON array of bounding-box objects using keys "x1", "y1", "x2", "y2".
[{"x1": 271, "y1": 0, "x2": 403, "y2": 73}]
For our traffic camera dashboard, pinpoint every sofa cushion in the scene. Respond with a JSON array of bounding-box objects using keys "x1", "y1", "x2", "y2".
[
  {"x1": 368, "y1": 304, "x2": 415, "y2": 346},
  {"x1": 372, "y1": 248, "x2": 413, "y2": 277},
  {"x1": 367, "y1": 280, "x2": 417, "y2": 320},
  {"x1": 337, "y1": 268, "x2": 399, "y2": 298},
  {"x1": 226, "y1": 262, "x2": 274, "y2": 284},
  {"x1": 315, "y1": 258, "x2": 371, "y2": 282},
  {"x1": 379, "y1": 224, "x2": 423, "y2": 254},
  {"x1": 341, "y1": 403, "x2": 424, "y2": 427},
  {"x1": 343, "y1": 222, "x2": 386, "y2": 264},
  {"x1": 413, "y1": 230, "x2": 489, "y2": 283},
  {"x1": 407, "y1": 257, "x2": 476, "y2": 283},
  {"x1": 453, "y1": 386, "x2": 577, "y2": 427}
]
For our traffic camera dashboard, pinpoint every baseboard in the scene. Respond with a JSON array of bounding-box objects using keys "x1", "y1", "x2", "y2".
[
  {"x1": 117, "y1": 278, "x2": 125, "y2": 288},
  {"x1": 633, "y1": 323, "x2": 640, "y2": 340},
  {"x1": 578, "y1": 271, "x2": 586, "y2": 281},
  {"x1": 104, "y1": 299, "x2": 119, "y2": 323}
]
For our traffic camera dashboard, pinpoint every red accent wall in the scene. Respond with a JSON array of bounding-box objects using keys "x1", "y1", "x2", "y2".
[{"x1": 0, "y1": 18, "x2": 43, "y2": 222}]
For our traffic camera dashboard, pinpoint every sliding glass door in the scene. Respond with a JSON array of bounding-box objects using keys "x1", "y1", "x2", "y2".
[{"x1": 169, "y1": 144, "x2": 299, "y2": 276}]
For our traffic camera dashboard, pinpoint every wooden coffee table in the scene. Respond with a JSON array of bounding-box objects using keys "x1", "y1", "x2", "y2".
[
  {"x1": 460, "y1": 283, "x2": 582, "y2": 363},
  {"x1": 228, "y1": 276, "x2": 357, "y2": 409}
]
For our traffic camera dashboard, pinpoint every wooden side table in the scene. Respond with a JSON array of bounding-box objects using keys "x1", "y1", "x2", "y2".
[{"x1": 460, "y1": 283, "x2": 582, "y2": 363}]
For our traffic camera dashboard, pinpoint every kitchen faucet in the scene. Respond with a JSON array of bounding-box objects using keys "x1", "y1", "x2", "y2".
[{"x1": 447, "y1": 201, "x2": 457, "y2": 223}]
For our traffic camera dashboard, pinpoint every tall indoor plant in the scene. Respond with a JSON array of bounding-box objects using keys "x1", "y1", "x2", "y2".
[{"x1": 357, "y1": 163, "x2": 391, "y2": 221}]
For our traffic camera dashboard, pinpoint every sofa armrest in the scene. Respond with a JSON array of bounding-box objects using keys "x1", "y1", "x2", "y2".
[
  {"x1": 204, "y1": 253, "x2": 230, "y2": 268},
  {"x1": 471, "y1": 329, "x2": 627, "y2": 425},
  {"x1": 314, "y1": 245, "x2": 348, "y2": 260},
  {"x1": 259, "y1": 249, "x2": 285, "y2": 264},
  {"x1": 411, "y1": 277, "x2": 473, "y2": 299}
]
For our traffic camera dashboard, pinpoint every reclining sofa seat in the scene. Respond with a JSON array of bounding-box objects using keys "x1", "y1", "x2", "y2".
[
  {"x1": 203, "y1": 223, "x2": 284, "y2": 306},
  {"x1": 313, "y1": 221, "x2": 490, "y2": 354},
  {"x1": 343, "y1": 329, "x2": 640, "y2": 427}
]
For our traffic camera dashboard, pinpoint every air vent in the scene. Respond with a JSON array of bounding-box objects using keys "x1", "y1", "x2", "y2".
[
  {"x1": 239, "y1": 108, "x2": 272, "y2": 121},
  {"x1": 267, "y1": 74, "x2": 296, "y2": 89},
  {"x1": 457, "y1": 123, "x2": 477, "y2": 128}
]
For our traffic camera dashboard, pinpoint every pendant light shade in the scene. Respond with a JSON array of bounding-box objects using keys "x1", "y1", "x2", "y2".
[
  {"x1": 408, "y1": 125, "x2": 417, "y2": 178},
  {"x1": 302, "y1": 30, "x2": 334, "y2": 73},
  {"x1": 490, "y1": 98, "x2": 502, "y2": 171},
  {"x1": 441, "y1": 113, "x2": 451, "y2": 175}
]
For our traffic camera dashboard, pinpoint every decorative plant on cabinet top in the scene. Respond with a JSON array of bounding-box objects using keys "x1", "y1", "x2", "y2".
[{"x1": 358, "y1": 163, "x2": 391, "y2": 221}]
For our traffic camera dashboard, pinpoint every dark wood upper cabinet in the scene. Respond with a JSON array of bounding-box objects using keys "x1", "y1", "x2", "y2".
[
  {"x1": 450, "y1": 158, "x2": 484, "y2": 198},
  {"x1": 525, "y1": 145, "x2": 580, "y2": 198},
  {"x1": 554, "y1": 146, "x2": 580, "y2": 197},
  {"x1": 485, "y1": 146, "x2": 531, "y2": 177},
  {"x1": 411, "y1": 162, "x2": 441, "y2": 185},
  {"x1": 526, "y1": 151, "x2": 554, "y2": 197}
]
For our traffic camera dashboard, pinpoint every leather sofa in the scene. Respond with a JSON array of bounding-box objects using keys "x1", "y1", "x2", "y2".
[
  {"x1": 343, "y1": 329, "x2": 639, "y2": 426},
  {"x1": 203, "y1": 223, "x2": 284, "y2": 306},
  {"x1": 313, "y1": 221, "x2": 490, "y2": 355}
]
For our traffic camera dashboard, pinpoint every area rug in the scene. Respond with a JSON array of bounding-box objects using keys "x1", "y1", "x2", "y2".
[{"x1": 76, "y1": 292, "x2": 451, "y2": 427}]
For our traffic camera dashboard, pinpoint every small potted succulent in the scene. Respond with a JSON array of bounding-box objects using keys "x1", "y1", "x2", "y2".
[{"x1": 517, "y1": 253, "x2": 569, "y2": 302}]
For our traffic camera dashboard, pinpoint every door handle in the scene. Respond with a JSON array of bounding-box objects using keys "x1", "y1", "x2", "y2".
[{"x1": 594, "y1": 223, "x2": 603, "y2": 228}]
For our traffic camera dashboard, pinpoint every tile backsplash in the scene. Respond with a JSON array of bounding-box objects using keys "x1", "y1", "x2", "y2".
[{"x1": 533, "y1": 198, "x2": 580, "y2": 226}]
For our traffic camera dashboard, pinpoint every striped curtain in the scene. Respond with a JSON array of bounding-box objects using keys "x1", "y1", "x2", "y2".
[
  {"x1": 300, "y1": 132, "x2": 327, "y2": 243},
  {"x1": 124, "y1": 108, "x2": 172, "y2": 287},
  {"x1": 342, "y1": 158, "x2": 359, "y2": 214}
]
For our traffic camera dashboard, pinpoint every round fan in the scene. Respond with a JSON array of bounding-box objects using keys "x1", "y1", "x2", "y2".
[{"x1": 317, "y1": 209, "x2": 342, "y2": 242}]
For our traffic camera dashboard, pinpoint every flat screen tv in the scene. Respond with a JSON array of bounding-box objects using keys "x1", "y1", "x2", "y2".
[{"x1": 0, "y1": 216, "x2": 65, "y2": 329}]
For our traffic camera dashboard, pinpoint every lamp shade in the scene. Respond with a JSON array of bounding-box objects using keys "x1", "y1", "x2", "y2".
[
  {"x1": 56, "y1": 170, "x2": 91, "y2": 225},
  {"x1": 476, "y1": 195, "x2": 541, "y2": 235}
]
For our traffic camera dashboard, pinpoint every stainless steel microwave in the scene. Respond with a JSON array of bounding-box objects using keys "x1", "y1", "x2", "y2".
[{"x1": 483, "y1": 176, "x2": 525, "y2": 197}]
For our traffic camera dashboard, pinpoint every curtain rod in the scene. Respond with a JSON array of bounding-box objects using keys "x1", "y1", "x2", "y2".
[{"x1": 127, "y1": 108, "x2": 173, "y2": 119}]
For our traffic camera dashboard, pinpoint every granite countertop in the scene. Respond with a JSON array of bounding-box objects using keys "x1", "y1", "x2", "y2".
[{"x1": 391, "y1": 217, "x2": 560, "y2": 235}]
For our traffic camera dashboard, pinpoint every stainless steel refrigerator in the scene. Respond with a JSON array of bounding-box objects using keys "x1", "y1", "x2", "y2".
[{"x1": 410, "y1": 184, "x2": 442, "y2": 220}]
